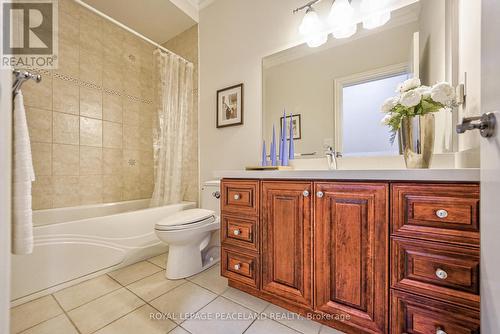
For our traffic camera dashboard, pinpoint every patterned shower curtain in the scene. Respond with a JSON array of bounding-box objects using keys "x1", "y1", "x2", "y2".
[{"x1": 151, "y1": 50, "x2": 195, "y2": 206}]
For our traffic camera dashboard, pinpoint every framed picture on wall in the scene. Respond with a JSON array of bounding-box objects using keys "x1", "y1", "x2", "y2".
[
  {"x1": 280, "y1": 114, "x2": 302, "y2": 140},
  {"x1": 216, "y1": 83, "x2": 243, "y2": 128}
]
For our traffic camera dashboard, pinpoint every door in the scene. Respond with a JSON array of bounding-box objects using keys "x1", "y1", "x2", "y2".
[
  {"x1": 314, "y1": 182, "x2": 388, "y2": 334},
  {"x1": 261, "y1": 181, "x2": 313, "y2": 307},
  {"x1": 480, "y1": 0, "x2": 500, "y2": 332},
  {"x1": 0, "y1": 69, "x2": 13, "y2": 332}
]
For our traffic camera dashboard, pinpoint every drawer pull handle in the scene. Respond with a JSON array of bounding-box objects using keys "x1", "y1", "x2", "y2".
[
  {"x1": 233, "y1": 194, "x2": 240, "y2": 200},
  {"x1": 435, "y1": 268, "x2": 448, "y2": 280},
  {"x1": 436, "y1": 209, "x2": 448, "y2": 218},
  {"x1": 233, "y1": 229, "x2": 241, "y2": 236},
  {"x1": 316, "y1": 191, "x2": 324, "y2": 198},
  {"x1": 233, "y1": 263, "x2": 241, "y2": 271},
  {"x1": 303, "y1": 190, "x2": 310, "y2": 197},
  {"x1": 436, "y1": 328, "x2": 447, "y2": 334}
]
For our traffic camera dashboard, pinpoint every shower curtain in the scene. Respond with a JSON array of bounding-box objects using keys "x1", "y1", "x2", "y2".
[{"x1": 151, "y1": 50, "x2": 195, "y2": 206}]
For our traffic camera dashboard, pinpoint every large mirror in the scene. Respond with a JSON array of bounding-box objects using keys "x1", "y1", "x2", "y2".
[{"x1": 263, "y1": 0, "x2": 457, "y2": 158}]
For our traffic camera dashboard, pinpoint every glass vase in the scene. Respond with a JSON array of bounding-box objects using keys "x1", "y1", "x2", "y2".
[{"x1": 400, "y1": 113, "x2": 435, "y2": 168}]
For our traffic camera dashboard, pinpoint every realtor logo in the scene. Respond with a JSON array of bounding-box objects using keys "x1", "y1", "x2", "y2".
[{"x1": 1, "y1": 0, "x2": 58, "y2": 69}]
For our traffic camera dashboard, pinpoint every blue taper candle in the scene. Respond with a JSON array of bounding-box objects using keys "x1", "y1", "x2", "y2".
[
  {"x1": 270, "y1": 125, "x2": 277, "y2": 166},
  {"x1": 281, "y1": 110, "x2": 289, "y2": 166},
  {"x1": 289, "y1": 114, "x2": 295, "y2": 160},
  {"x1": 261, "y1": 140, "x2": 267, "y2": 166},
  {"x1": 279, "y1": 114, "x2": 284, "y2": 164}
]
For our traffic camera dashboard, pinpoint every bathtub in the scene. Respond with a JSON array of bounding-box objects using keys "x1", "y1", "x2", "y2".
[{"x1": 11, "y1": 200, "x2": 196, "y2": 305}]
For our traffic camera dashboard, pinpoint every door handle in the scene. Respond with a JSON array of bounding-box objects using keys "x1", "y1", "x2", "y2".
[{"x1": 456, "y1": 112, "x2": 496, "y2": 138}]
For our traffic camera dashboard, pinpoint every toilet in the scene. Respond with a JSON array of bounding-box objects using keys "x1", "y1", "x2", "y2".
[{"x1": 155, "y1": 180, "x2": 221, "y2": 279}]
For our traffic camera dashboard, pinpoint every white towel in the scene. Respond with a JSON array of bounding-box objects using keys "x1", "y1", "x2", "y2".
[{"x1": 12, "y1": 91, "x2": 35, "y2": 255}]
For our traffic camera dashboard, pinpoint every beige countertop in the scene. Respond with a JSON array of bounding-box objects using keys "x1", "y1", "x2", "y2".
[{"x1": 214, "y1": 168, "x2": 480, "y2": 182}]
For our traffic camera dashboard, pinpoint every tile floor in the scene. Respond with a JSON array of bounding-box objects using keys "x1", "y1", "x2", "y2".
[{"x1": 10, "y1": 253, "x2": 344, "y2": 334}]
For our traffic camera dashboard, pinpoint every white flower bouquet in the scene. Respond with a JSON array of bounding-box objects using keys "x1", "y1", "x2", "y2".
[{"x1": 381, "y1": 77, "x2": 457, "y2": 143}]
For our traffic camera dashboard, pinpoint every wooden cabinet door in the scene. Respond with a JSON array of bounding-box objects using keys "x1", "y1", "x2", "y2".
[
  {"x1": 314, "y1": 182, "x2": 388, "y2": 334},
  {"x1": 261, "y1": 181, "x2": 313, "y2": 307}
]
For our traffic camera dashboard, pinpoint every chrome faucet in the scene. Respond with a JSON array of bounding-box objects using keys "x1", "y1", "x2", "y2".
[{"x1": 325, "y1": 146, "x2": 341, "y2": 170}]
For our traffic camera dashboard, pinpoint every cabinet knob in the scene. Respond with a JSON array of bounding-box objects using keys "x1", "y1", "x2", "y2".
[
  {"x1": 436, "y1": 328, "x2": 447, "y2": 334},
  {"x1": 435, "y1": 268, "x2": 448, "y2": 280},
  {"x1": 316, "y1": 191, "x2": 324, "y2": 198},
  {"x1": 233, "y1": 263, "x2": 241, "y2": 271},
  {"x1": 303, "y1": 190, "x2": 310, "y2": 197},
  {"x1": 436, "y1": 209, "x2": 448, "y2": 219},
  {"x1": 233, "y1": 194, "x2": 240, "y2": 200},
  {"x1": 233, "y1": 229, "x2": 241, "y2": 236}
]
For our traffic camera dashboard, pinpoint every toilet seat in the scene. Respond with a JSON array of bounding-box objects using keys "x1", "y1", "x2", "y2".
[{"x1": 155, "y1": 208, "x2": 216, "y2": 231}]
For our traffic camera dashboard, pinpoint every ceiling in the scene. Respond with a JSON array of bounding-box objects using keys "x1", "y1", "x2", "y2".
[{"x1": 82, "y1": 0, "x2": 200, "y2": 44}]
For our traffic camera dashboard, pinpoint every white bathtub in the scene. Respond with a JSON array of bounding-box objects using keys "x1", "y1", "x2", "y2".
[{"x1": 11, "y1": 200, "x2": 196, "y2": 305}]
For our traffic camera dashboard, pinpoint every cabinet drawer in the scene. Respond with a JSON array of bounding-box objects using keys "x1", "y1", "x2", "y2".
[
  {"x1": 391, "y1": 237, "x2": 479, "y2": 309},
  {"x1": 221, "y1": 180, "x2": 259, "y2": 216},
  {"x1": 221, "y1": 248, "x2": 259, "y2": 289},
  {"x1": 392, "y1": 183, "x2": 480, "y2": 246},
  {"x1": 391, "y1": 290, "x2": 480, "y2": 334},
  {"x1": 221, "y1": 214, "x2": 259, "y2": 252}
]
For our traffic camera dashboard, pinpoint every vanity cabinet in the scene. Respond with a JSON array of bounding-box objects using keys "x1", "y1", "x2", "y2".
[
  {"x1": 261, "y1": 181, "x2": 313, "y2": 307},
  {"x1": 390, "y1": 183, "x2": 480, "y2": 334},
  {"x1": 314, "y1": 182, "x2": 389, "y2": 334},
  {"x1": 220, "y1": 179, "x2": 480, "y2": 334}
]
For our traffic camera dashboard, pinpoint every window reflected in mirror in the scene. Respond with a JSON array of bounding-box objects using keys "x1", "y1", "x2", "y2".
[{"x1": 340, "y1": 71, "x2": 410, "y2": 156}]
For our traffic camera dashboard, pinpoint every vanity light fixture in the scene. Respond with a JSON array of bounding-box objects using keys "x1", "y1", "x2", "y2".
[
  {"x1": 360, "y1": 0, "x2": 392, "y2": 30},
  {"x1": 328, "y1": 0, "x2": 357, "y2": 39},
  {"x1": 294, "y1": 0, "x2": 393, "y2": 48},
  {"x1": 298, "y1": 5, "x2": 328, "y2": 47}
]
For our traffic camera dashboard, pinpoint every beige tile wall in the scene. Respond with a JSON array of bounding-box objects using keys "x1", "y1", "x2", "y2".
[
  {"x1": 26, "y1": 0, "x2": 156, "y2": 209},
  {"x1": 163, "y1": 24, "x2": 199, "y2": 202}
]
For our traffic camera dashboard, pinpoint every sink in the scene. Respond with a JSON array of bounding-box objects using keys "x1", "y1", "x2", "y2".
[{"x1": 288, "y1": 154, "x2": 457, "y2": 170}]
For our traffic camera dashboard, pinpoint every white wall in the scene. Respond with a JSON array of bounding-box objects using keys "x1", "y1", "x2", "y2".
[
  {"x1": 418, "y1": 0, "x2": 451, "y2": 153},
  {"x1": 457, "y1": 0, "x2": 481, "y2": 153},
  {"x1": 199, "y1": 0, "x2": 308, "y2": 182},
  {"x1": 419, "y1": 0, "x2": 446, "y2": 86}
]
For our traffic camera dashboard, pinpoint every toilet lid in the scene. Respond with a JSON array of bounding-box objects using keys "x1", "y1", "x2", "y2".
[{"x1": 155, "y1": 209, "x2": 215, "y2": 231}]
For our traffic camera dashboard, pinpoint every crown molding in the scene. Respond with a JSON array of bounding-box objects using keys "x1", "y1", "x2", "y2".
[
  {"x1": 198, "y1": 0, "x2": 216, "y2": 10},
  {"x1": 170, "y1": 0, "x2": 199, "y2": 22},
  {"x1": 169, "y1": 0, "x2": 217, "y2": 21}
]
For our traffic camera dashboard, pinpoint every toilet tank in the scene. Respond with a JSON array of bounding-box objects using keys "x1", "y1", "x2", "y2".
[{"x1": 201, "y1": 180, "x2": 220, "y2": 214}]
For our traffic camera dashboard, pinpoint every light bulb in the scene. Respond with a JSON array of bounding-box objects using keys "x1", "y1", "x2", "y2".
[
  {"x1": 299, "y1": 7, "x2": 328, "y2": 48},
  {"x1": 328, "y1": 0, "x2": 354, "y2": 28},
  {"x1": 360, "y1": 0, "x2": 392, "y2": 30},
  {"x1": 305, "y1": 33, "x2": 328, "y2": 47},
  {"x1": 299, "y1": 7, "x2": 322, "y2": 36},
  {"x1": 332, "y1": 24, "x2": 357, "y2": 39},
  {"x1": 328, "y1": 0, "x2": 357, "y2": 39}
]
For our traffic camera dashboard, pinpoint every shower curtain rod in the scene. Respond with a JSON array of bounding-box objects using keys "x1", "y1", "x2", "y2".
[{"x1": 74, "y1": 0, "x2": 193, "y2": 66}]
